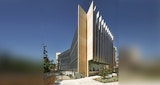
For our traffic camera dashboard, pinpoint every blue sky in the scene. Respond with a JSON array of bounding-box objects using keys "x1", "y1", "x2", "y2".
[{"x1": 0, "y1": 0, "x2": 159, "y2": 61}]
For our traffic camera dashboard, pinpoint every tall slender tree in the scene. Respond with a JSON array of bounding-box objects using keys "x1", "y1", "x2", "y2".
[{"x1": 43, "y1": 45, "x2": 50, "y2": 73}]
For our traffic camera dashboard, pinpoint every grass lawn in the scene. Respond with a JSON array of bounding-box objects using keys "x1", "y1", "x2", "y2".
[{"x1": 94, "y1": 76, "x2": 118, "y2": 83}]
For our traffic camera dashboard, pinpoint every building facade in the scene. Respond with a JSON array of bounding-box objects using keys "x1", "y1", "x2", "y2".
[
  {"x1": 58, "y1": 49, "x2": 71, "y2": 71},
  {"x1": 55, "y1": 52, "x2": 61, "y2": 70},
  {"x1": 58, "y1": 1, "x2": 115, "y2": 77}
]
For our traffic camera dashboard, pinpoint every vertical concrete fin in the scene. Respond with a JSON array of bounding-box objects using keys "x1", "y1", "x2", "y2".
[{"x1": 78, "y1": 5, "x2": 87, "y2": 77}]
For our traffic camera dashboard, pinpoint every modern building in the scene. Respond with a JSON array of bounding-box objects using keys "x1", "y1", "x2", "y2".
[{"x1": 58, "y1": 1, "x2": 116, "y2": 77}]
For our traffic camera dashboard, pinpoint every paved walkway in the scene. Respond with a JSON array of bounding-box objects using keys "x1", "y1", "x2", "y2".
[{"x1": 55, "y1": 76, "x2": 118, "y2": 85}]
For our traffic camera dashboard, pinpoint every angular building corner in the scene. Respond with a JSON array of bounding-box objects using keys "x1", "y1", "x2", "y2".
[{"x1": 78, "y1": 4, "x2": 87, "y2": 76}]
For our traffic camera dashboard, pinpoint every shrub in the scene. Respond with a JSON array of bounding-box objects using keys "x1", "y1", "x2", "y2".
[{"x1": 99, "y1": 67, "x2": 112, "y2": 79}]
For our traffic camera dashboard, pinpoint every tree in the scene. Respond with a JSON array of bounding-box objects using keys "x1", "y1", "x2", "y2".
[
  {"x1": 49, "y1": 60, "x2": 56, "y2": 71},
  {"x1": 99, "y1": 67, "x2": 112, "y2": 79},
  {"x1": 43, "y1": 45, "x2": 56, "y2": 73},
  {"x1": 43, "y1": 57, "x2": 56, "y2": 73},
  {"x1": 43, "y1": 57, "x2": 50, "y2": 73}
]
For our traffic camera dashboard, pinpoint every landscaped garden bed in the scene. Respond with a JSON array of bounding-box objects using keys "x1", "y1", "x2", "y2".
[{"x1": 94, "y1": 76, "x2": 118, "y2": 83}]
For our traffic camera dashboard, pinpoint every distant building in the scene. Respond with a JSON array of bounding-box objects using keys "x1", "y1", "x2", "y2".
[
  {"x1": 55, "y1": 52, "x2": 61, "y2": 70},
  {"x1": 57, "y1": 1, "x2": 116, "y2": 77},
  {"x1": 113, "y1": 46, "x2": 117, "y2": 68}
]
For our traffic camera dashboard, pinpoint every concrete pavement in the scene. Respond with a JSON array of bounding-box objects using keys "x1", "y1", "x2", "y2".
[{"x1": 54, "y1": 76, "x2": 118, "y2": 85}]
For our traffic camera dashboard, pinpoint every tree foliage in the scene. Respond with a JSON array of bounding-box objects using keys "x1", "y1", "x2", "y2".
[
  {"x1": 43, "y1": 57, "x2": 50, "y2": 73},
  {"x1": 99, "y1": 67, "x2": 112, "y2": 79},
  {"x1": 43, "y1": 57, "x2": 55, "y2": 73}
]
